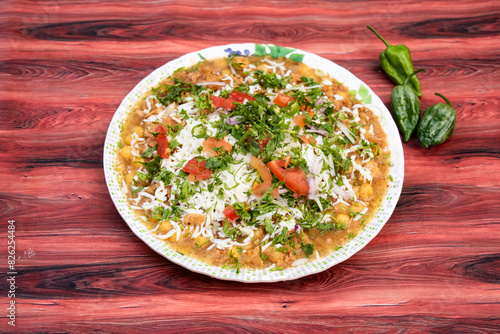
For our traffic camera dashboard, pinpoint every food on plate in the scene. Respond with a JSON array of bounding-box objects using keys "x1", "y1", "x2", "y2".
[
  {"x1": 115, "y1": 54, "x2": 391, "y2": 271},
  {"x1": 417, "y1": 93, "x2": 457, "y2": 148}
]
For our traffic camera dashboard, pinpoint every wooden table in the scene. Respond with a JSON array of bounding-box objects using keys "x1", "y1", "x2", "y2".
[{"x1": 2, "y1": 0, "x2": 499, "y2": 332}]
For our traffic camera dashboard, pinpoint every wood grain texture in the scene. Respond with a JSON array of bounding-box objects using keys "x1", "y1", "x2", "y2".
[{"x1": 1, "y1": 0, "x2": 499, "y2": 332}]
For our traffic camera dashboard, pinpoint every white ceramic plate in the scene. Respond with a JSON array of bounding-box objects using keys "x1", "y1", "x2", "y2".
[{"x1": 103, "y1": 43, "x2": 404, "y2": 282}]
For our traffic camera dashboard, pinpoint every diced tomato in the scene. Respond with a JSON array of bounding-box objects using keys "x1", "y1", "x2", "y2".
[
  {"x1": 274, "y1": 93, "x2": 294, "y2": 107},
  {"x1": 182, "y1": 158, "x2": 212, "y2": 181},
  {"x1": 300, "y1": 135, "x2": 317, "y2": 146},
  {"x1": 268, "y1": 159, "x2": 310, "y2": 196},
  {"x1": 249, "y1": 156, "x2": 279, "y2": 198},
  {"x1": 282, "y1": 155, "x2": 291, "y2": 168},
  {"x1": 293, "y1": 111, "x2": 315, "y2": 128},
  {"x1": 250, "y1": 156, "x2": 272, "y2": 183},
  {"x1": 300, "y1": 97, "x2": 312, "y2": 112},
  {"x1": 203, "y1": 137, "x2": 233, "y2": 157},
  {"x1": 228, "y1": 91, "x2": 255, "y2": 103},
  {"x1": 187, "y1": 173, "x2": 196, "y2": 183},
  {"x1": 245, "y1": 135, "x2": 270, "y2": 150},
  {"x1": 259, "y1": 136, "x2": 270, "y2": 149},
  {"x1": 183, "y1": 158, "x2": 202, "y2": 174},
  {"x1": 210, "y1": 95, "x2": 235, "y2": 110},
  {"x1": 195, "y1": 168, "x2": 212, "y2": 181},
  {"x1": 155, "y1": 125, "x2": 170, "y2": 159},
  {"x1": 223, "y1": 206, "x2": 240, "y2": 222}
]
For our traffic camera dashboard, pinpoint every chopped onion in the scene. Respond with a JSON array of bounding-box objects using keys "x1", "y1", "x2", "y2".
[
  {"x1": 310, "y1": 157, "x2": 323, "y2": 174},
  {"x1": 337, "y1": 121, "x2": 356, "y2": 143},
  {"x1": 227, "y1": 116, "x2": 243, "y2": 125},
  {"x1": 315, "y1": 96, "x2": 330, "y2": 106},
  {"x1": 292, "y1": 258, "x2": 310, "y2": 267},
  {"x1": 306, "y1": 125, "x2": 329, "y2": 136},
  {"x1": 308, "y1": 158, "x2": 323, "y2": 199},
  {"x1": 332, "y1": 183, "x2": 351, "y2": 200},
  {"x1": 308, "y1": 177, "x2": 317, "y2": 199},
  {"x1": 196, "y1": 82, "x2": 226, "y2": 86}
]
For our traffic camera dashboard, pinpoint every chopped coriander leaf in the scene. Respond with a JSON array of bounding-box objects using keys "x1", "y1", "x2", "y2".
[
  {"x1": 225, "y1": 54, "x2": 245, "y2": 70},
  {"x1": 153, "y1": 78, "x2": 200, "y2": 105},
  {"x1": 141, "y1": 146, "x2": 156, "y2": 158},
  {"x1": 132, "y1": 186, "x2": 144, "y2": 195},
  {"x1": 223, "y1": 221, "x2": 240, "y2": 241},
  {"x1": 301, "y1": 243, "x2": 315, "y2": 258},
  {"x1": 195, "y1": 239, "x2": 209, "y2": 250},
  {"x1": 255, "y1": 70, "x2": 289, "y2": 89},
  {"x1": 168, "y1": 139, "x2": 181, "y2": 150},
  {"x1": 259, "y1": 252, "x2": 268, "y2": 263},
  {"x1": 270, "y1": 267, "x2": 284, "y2": 271},
  {"x1": 137, "y1": 155, "x2": 162, "y2": 180}
]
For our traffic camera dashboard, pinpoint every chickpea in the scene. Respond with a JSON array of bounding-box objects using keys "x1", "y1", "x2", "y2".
[
  {"x1": 359, "y1": 183, "x2": 374, "y2": 200},
  {"x1": 125, "y1": 172, "x2": 135, "y2": 185},
  {"x1": 120, "y1": 146, "x2": 133, "y2": 161},
  {"x1": 132, "y1": 158, "x2": 143, "y2": 169},
  {"x1": 214, "y1": 58, "x2": 227, "y2": 69},
  {"x1": 351, "y1": 202, "x2": 365, "y2": 213},
  {"x1": 346, "y1": 164, "x2": 353, "y2": 175},
  {"x1": 335, "y1": 213, "x2": 350, "y2": 225},
  {"x1": 222, "y1": 68, "x2": 232, "y2": 76},
  {"x1": 229, "y1": 246, "x2": 240, "y2": 259},
  {"x1": 256, "y1": 64, "x2": 268, "y2": 72},
  {"x1": 253, "y1": 227, "x2": 264, "y2": 241},
  {"x1": 298, "y1": 63, "x2": 312, "y2": 76},
  {"x1": 334, "y1": 203, "x2": 349, "y2": 214},
  {"x1": 124, "y1": 134, "x2": 133, "y2": 145},
  {"x1": 233, "y1": 56, "x2": 249, "y2": 66},
  {"x1": 133, "y1": 126, "x2": 144, "y2": 137},
  {"x1": 242, "y1": 242, "x2": 253, "y2": 251},
  {"x1": 352, "y1": 185, "x2": 360, "y2": 197},
  {"x1": 302, "y1": 233, "x2": 311, "y2": 244},
  {"x1": 159, "y1": 221, "x2": 172, "y2": 233},
  {"x1": 195, "y1": 236, "x2": 208, "y2": 248}
]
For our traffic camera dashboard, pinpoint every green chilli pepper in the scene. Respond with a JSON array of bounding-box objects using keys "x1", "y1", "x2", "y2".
[
  {"x1": 390, "y1": 69, "x2": 425, "y2": 142},
  {"x1": 417, "y1": 93, "x2": 457, "y2": 148},
  {"x1": 367, "y1": 26, "x2": 422, "y2": 98}
]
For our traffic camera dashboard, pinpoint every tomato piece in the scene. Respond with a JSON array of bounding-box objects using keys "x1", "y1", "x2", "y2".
[
  {"x1": 228, "y1": 91, "x2": 255, "y2": 103},
  {"x1": 259, "y1": 136, "x2": 270, "y2": 149},
  {"x1": 245, "y1": 135, "x2": 270, "y2": 150},
  {"x1": 282, "y1": 155, "x2": 291, "y2": 168},
  {"x1": 274, "y1": 93, "x2": 294, "y2": 107},
  {"x1": 223, "y1": 206, "x2": 240, "y2": 222},
  {"x1": 293, "y1": 111, "x2": 315, "y2": 128},
  {"x1": 195, "y1": 168, "x2": 212, "y2": 181},
  {"x1": 300, "y1": 135, "x2": 317, "y2": 146},
  {"x1": 210, "y1": 95, "x2": 236, "y2": 110},
  {"x1": 183, "y1": 158, "x2": 201, "y2": 174},
  {"x1": 187, "y1": 173, "x2": 196, "y2": 183},
  {"x1": 249, "y1": 156, "x2": 280, "y2": 198},
  {"x1": 203, "y1": 137, "x2": 233, "y2": 157},
  {"x1": 155, "y1": 125, "x2": 170, "y2": 159},
  {"x1": 250, "y1": 156, "x2": 272, "y2": 183},
  {"x1": 268, "y1": 160, "x2": 310, "y2": 196},
  {"x1": 300, "y1": 97, "x2": 312, "y2": 112},
  {"x1": 183, "y1": 158, "x2": 211, "y2": 181}
]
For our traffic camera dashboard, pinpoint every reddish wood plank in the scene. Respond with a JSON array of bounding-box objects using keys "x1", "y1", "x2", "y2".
[{"x1": 1, "y1": 0, "x2": 499, "y2": 332}]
